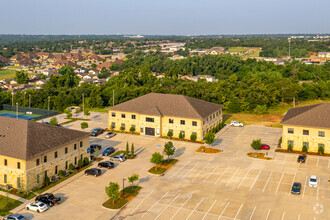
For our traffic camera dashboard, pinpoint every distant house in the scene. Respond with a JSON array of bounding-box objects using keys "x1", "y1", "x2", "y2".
[
  {"x1": 82, "y1": 75, "x2": 92, "y2": 80},
  {"x1": 204, "y1": 47, "x2": 226, "y2": 55},
  {"x1": 199, "y1": 75, "x2": 216, "y2": 82},
  {"x1": 88, "y1": 54, "x2": 103, "y2": 63},
  {"x1": 10, "y1": 53, "x2": 26, "y2": 61},
  {"x1": 35, "y1": 79, "x2": 48, "y2": 89},
  {"x1": 318, "y1": 52, "x2": 330, "y2": 58},
  {"x1": 36, "y1": 52, "x2": 51, "y2": 59},
  {"x1": 66, "y1": 53, "x2": 84, "y2": 62},
  {"x1": 97, "y1": 61, "x2": 113, "y2": 70},
  {"x1": 50, "y1": 54, "x2": 67, "y2": 61},
  {"x1": 41, "y1": 68, "x2": 54, "y2": 76},
  {"x1": 52, "y1": 60, "x2": 77, "y2": 68},
  {"x1": 0, "y1": 55, "x2": 10, "y2": 64}
]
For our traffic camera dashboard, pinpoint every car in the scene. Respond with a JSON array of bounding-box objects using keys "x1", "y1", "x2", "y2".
[
  {"x1": 297, "y1": 155, "x2": 307, "y2": 163},
  {"x1": 90, "y1": 128, "x2": 104, "y2": 136},
  {"x1": 259, "y1": 144, "x2": 270, "y2": 150},
  {"x1": 4, "y1": 214, "x2": 25, "y2": 220},
  {"x1": 26, "y1": 202, "x2": 48, "y2": 213},
  {"x1": 230, "y1": 121, "x2": 244, "y2": 127},
  {"x1": 309, "y1": 175, "x2": 318, "y2": 187},
  {"x1": 110, "y1": 155, "x2": 126, "y2": 162},
  {"x1": 35, "y1": 193, "x2": 61, "y2": 207},
  {"x1": 102, "y1": 147, "x2": 115, "y2": 156},
  {"x1": 98, "y1": 161, "x2": 115, "y2": 169},
  {"x1": 105, "y1": 132, "x2": 116, "y2": 139},
  {"x1": 291, "y1": 182, "x2": 302, "y2": 195},
  {"x1": 85, "y1": 168, "x2": 101, "y2": 176}
]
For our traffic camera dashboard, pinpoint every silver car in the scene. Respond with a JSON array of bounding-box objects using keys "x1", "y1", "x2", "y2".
[
  {"x1": 110, "y1": 155, "x2": 126, "y2": 162},
  {"x1": 105, "y1": 132, "x2": 116, "y2": 139}
]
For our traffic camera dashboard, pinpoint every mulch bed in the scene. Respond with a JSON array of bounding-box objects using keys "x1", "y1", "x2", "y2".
[
  {"x1": 247, "y1": 152, "x2": 272, "y2": 160},
  {"x1": 275, "y1": 149, "x2": 330, "y2": 157},
  {"x1": 196, "y1": 146, "x2": 222, "y2": 153}
]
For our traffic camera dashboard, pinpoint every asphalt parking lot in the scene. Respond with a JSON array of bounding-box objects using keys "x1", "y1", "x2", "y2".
[{"x1": 17, "y1": 125, "x2": 329, "y2": 220}]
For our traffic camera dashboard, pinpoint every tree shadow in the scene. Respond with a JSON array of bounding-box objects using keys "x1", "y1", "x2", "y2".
[
  {"x1": 175, "y1": 147, "x2": 186, "y2": 157},
  {"x1": 139, "y1": 176, "x2": 151, "y2": 184}
]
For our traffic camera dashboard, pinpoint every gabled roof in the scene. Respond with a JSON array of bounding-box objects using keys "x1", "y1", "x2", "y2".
[
  {"x1": 280, "y1": 103, "x2": 330, "y2": 129},
  {"x1": 0, "y1": 116, "x2": 89, "y2": 160},
  {"x1": 0, "y1": 55, "x2": 9, "y2": 63},
  {"x1": 53, "y1": 60, "x2": 77, "y2": 67},
  {"x1": 108, "y1": 93, "x2": 223, "y2": 119}
]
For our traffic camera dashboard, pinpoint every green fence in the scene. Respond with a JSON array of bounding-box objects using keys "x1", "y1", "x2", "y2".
[{"x1": 0, "y1": 104, "x2": 59, "y2": 120}]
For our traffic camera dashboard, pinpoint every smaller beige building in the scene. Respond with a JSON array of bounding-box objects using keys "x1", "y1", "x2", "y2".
[{"x1": 0, "y1": 116, "x2": 90, "y2": 190}]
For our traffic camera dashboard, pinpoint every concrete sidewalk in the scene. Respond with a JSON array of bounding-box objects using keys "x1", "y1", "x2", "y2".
[{"x1": 0, "y1": 190, "x2": 26, "y2": 203}]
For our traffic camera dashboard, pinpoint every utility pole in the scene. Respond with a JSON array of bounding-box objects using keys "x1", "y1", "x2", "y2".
[
  {"x1": 16, "y1": 102, "x2": 18, "y2": 119},
  {"x1": 29, "y1": 94, "x2": 31, "y2": 108},
  {"x1": 82, "y1": 93, "x2": 85, "y2": 112},
  {"x1": 113, "y1": 89, "x2": 115, "y2": 106},
  {"x1": 24, "y1": 92, "x2": 26, "y2": 107},
  {"x1": 122, "y1": 178, "x2": 126, "y2": 197},
  {"x1": 48, "y1": 96, "x2": 50, "y2": 110},
  {"x1": 12, "y1": 92, "x2": 14, "y2": 106},
  {"x1": 293, "y1": 97, "x2": 295, "y2": 108},
  {"x1": 288, "y1": 37, "x2": 291, "y2": 60}
]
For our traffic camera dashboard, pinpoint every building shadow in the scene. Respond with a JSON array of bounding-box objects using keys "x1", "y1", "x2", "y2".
[{"x1": 223, "y1": 114, "x2": 232, "y2": 123}]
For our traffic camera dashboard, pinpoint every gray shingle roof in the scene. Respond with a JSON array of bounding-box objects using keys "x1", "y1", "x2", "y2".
[
  {"x1": 108, "y1": 93, "x2": 223, "y2": 119},
  {"x1": 280, "y1": 103, "x2": 330, "y2": 129},
  {"x1": 0, "y1": 116, "x2": 89, "y2": 160}
]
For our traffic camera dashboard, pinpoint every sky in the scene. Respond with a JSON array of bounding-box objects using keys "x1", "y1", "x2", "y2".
[{"x1": 0, "y1": 0, "x2": 329, "y2": 35}]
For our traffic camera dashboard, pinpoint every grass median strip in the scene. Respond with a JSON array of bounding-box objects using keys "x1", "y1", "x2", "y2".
[
  {"x1": 102, "y1": 186, "x2": 142, "y2": 209},
  {"x1": 148, "y1": 159, "x2": 178, "y2": 175}
]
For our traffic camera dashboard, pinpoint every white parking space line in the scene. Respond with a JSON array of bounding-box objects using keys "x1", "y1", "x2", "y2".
[
  {"x1": 250, "y1": 170, "x2": 261, "y2": 191},
  {"x1": 249, "y1": 207, "x2": 256, "y2": 220},
  {"x1": 218, "y1": 201, "x2": 230, "y2": 220},
  {"x1": 262, "y1": 171, "x2": 273, "y2": 192},
  {"x1": 192, "y1": 163, "x2": 209, "y2": 182},
  {"x1": 203, "y1": 165, "x2": 219, "y2": 183},
  {"x1": 288, "y1": 169, "x2": 298, "y2": 196},
  {"x1": 182, "y1": 162, "x2": 200, "y2": 179},
  {"x1": 234, "y1": 204, "x2": 243, "y2": 220},
  {"x1": 142, "y1": 191, "x2": 169, "y2": 217},
  {"x1": 275, "y1": 173, "x2": 284, "y2": 194},
  {"x1": 202, "y1": 200, "x2": 217, "y2": 220},
  {"x1": 317, "y1": 158, "x2": 319, "y2": 167},
  {"x1": 237, "y1": 169, "x2": 250, "y2": 189},
  {"x1": 328, "y1": 159, "x2": 330, "y2": 168},
  {"x1": 283, "y1": 155, "x2": 288, "y2": 164},
  {"x1": 170, "y1": 194, "x2": 192, "y2": 220},
  {"x1": 215, "y1": 167, "x2": 229, "y2": 184},
  {"x1": 129, "y1": 190, "x2": 154, "y2": 214},
  {"x1": 155, "y1": 193, "x2": 181, "y2": 220},
  {"x1": 186, "y1": 197, "x2": 205, "y2": 220},
  {"x1": 302, "y1": 176, "x2": 308, "y2": 198},
  {"x1": 170, "y1": 161, "x2": 190, "y2": 178},
  {"x1": 316, "y1": 181, "x2": 319, "y2": 200},
  {"x1": 226, "y1": 168, "x2": 239, "y2": 187},
  {"x1": 266, "y1": 209, "x2": 271, "y2": 220},
  {"x1": 281, "y1": 211, "x2": 285, "y2": 220},
  {"x1": 298, "y1": 214, "x2": 300, "y2": 220}
]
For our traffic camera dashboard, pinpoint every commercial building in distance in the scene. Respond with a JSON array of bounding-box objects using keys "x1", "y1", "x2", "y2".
[
  {"x1": 108, "y1": 93, "x2": 223, "y2": 141},
  {"x1": 281, "y1": 103, "x2": 330, "y2": 153},
  {"x1": 0, "y1": 117, "x2": 90, "y2": 190}
]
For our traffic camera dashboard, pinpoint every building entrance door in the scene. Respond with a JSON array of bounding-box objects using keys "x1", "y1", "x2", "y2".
[{"x1": 145, "y1": 127, "x2": 155, "y2": 136}]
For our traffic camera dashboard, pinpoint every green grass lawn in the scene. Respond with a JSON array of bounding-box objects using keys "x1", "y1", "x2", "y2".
[
  {"x1": 102, "y1": 186, "x2": 142, "y2": 209},
  {"x1": 148, "y1": 159, "x2": 178, "y2": 175},
  {"x1": 0, "y1": 68, "x2": 17, "y2": 79},
  {"x1": 0, "y1": 195, "x2": 23, "y2": 216},
  {"x1": 0, "y1": 188, "x2": 36, "y2": 200},
  {"x1": 0, "y1": 110, "x2": 41, "y2": 117}
]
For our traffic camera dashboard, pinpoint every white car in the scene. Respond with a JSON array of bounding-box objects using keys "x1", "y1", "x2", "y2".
[
  {"x1": 308, "y1": 175, "x2": 318, "y2": 187},
  {"x1": 230, "y1": 121, "x2": 244, "y2": 127},
  {"x1": 26, "y1": 202, "x2": 48, "y2": 213}
]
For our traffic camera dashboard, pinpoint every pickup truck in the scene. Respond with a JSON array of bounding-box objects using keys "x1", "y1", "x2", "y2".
[{"x1": 35, "y1": 193, "x2": 61, "y2": 207}]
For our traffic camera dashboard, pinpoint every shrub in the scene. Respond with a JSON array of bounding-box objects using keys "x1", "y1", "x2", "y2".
[
  {"x1": 204, "y1": 132, "x2": 215, "y2": 145},
  {"x1": 302, "y1": 145, "x2": 308, "y2": 153},
  {"x1": 278, "y1": 136, "x2": 282, "y2": 147},
  {"x1": 58, "y1": 170, "x2": 66, "y2": 177},
  {"x1": 44, "y1": 176, "x2": 50, "y2": 186},
  {"x1": 81, "y1": 122, "x2": 88, "y2": 129},
  {"x1": 179, "y1": 132, "x2": 184, "y2": 140},
  {"x1": 49, "y1": 117, "x2": 58, "y2": 126},
  {"x1": 251, "y1": 139, "x2": 262, "y2": 150},
  {"x1": 66, "y1": 112, "x2": 72, "y2": 119},
  {"x1": 83, "y1": 157, "x2": 89, "y2": 166},
  {"x1": 254, "y1": 105, "x2": 268, "y2": 115},
  {"x1": 190, "y1": 133, "x2": 197, "y2": 141},
  {"x1": 120, "y1": 126, "x2": 125, "y2": 131},
  {"x1": 78, "y1": 159, "x2": 83, "y2": 168},
  {"x1": 318, "y1": 146, "x2": 324, "y2": 155},
  {"x1": 288, "y1": 144, "x2": 293, "y2": 151},
  {"x1": 167, "y1": 130, "x2": 173, "y2": 138},
  {"x1": 130, "y1": 126, "x2": 135, "y2": 133},
  {"x1": 69, "y1": 163, "x2": 75, "y2": 171}
]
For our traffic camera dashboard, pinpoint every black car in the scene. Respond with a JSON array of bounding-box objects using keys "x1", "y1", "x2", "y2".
[
  {"x1": 35, "y1": 193, "x2": 61, "y2": 207},
  {"x1": 90, "y1": 128, "x2": 104, "y2": 136},
  {"x1": 102, "y1": 147, "x2": 115, "y2": 156},
  {"x1": 297, "y1": 155, "x2": 306, "y2": 163},
  {"x1": 98, "y1": 161, "x2": 115, "y2": 169},
  {"x1": 85, "y1": 168, "x2": 101, "y2": 176},
  {"x1": 291, "y1": 182, "x2": 302, "y2": 195}
]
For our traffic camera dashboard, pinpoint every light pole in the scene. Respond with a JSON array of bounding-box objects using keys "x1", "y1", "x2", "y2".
[
  {"x1": 24, "y1": 92, "x2": 26, "y2": 107},
  {"x1": 288, "y1": 37, "x2": 291, "y2": 60},
  {"x1": 82, "y1": 93, "x2": 85, "y2": 112},
  {"x1": 48, "y1": 96, "x2": 50, "y2": 111},
  {"x1": 122, "y1": 178, "x2": 126, "y2": 197},
  {"x1": 12, "y1": 92, "x2": 14, "y2": 106},
  {"x1": 16, "y1": 102, "x2": 18, "y2": 119},
  {"x1": 29, "y1": 94, "x2": 31, "y2": 108}
]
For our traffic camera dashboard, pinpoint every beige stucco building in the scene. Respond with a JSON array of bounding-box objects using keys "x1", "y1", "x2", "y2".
[
  {"x1": 0, "y1": 116, "x2": 90, "y2": 191},
  {"x1": 108, "y1": 93, "x2": 223, "y2": 141},
  {"x1": 281, "y1": 103, "x2": 330, "y2": 153}
]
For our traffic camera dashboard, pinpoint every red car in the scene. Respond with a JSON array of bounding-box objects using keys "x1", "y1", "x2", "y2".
[{"x1": 259, "y1": 144, "x2": 270, "y2": 150}]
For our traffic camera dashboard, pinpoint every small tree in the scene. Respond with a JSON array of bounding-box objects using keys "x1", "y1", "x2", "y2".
[
  {"x1": 69, "y1": 163, "x2": 75, "y2": 171},
  {"x1": 58, "y1": 170, "x2": 66, "y2": 177},
  {"x1": 251, "y1": 139, "x2": 262, "y2": 150},
  {"x1": 318, "y1": 146, "x2": 324, "y2": 155},
  {"x1": 83, "y1": 157, "x2": 89, "y2": 166},
  {"x1": 84, "y1": 109, "x2": 90, "y2": 118},
  {"x1": 164, "y1": 141, "x2": 175, "y2": 161},
  {"x1": 120, "y1": 126, "x2": 125, "y2": 132},
  {"x1": 167, "y1": 130, "x2": 173, "y2": 139},
  {"x1": 190, "y1": 133, "x2": 197, "y2": 141},
  {"x1": 105, "y1": 182, "x2": 120, "y2": 204},
  {"x1": 288, "y1": 144, "x2": 293, "y2": 151},
  {"x1": 150, "y1": 152, "x2": 163, "y2": 171},
  {"x1": 131, "y1": 143, "x2": 134, "y2": 158},
  {"x1": 78, "y1": 159, "x2": 83, "y2": 169},
  {"x1": 126, "y1": 142, "x2": 129, "y2": 157},
  {"x1": 204, "y1": 132, "x2": 215, "y2": 145},
  {"x1": 128, "y1": 174, "x2": 139, "y2": 192},
  {"x1": 64, "y1": 109, "x2": 72, "y2": 119},
  {"x1": 130, "y1": 126, "x2": 135, "y2": 133},
  {"x1": 179, "y1": 132, "x2": 184, "y2": 140},
  {"x1": 49, "y1": 117, "x2": 58, "y2": 126},
  {"x1": 44, "y1": 176, "x2": 50, "y2": 186},
  {"x1": 302, "y1": 145, "x2": 308, "y2": 153},
  {"x1": 278, "y1": 136, "x2": 282, "y2": 147},
  {"x1": 81, "y1": 122, "x2": 88, "y2": 129}
]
